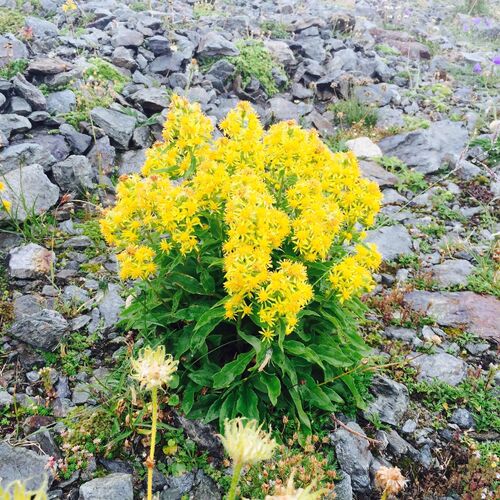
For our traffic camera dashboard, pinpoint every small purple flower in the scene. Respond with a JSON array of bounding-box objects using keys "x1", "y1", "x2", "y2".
[
  {"x1": 473, "y1": 63, "x2": 482, "y2": 74},
  {"x1": 472, "y1": 17, "x2": 482, "y2": 25},
  {"x1": 462, "y1": 23, "x2": 470, "y2": 32},
  {"x1": 484, "y1": 17, "x2": 492, "y2": 28},
  {"x1": 492, "y1": 55, "x2": 500, "y2": 65}
]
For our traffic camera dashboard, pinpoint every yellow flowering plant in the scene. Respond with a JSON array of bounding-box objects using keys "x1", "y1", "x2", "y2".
[{"x1": 101, "y1": 95, "x2": 382, "y2": 430}]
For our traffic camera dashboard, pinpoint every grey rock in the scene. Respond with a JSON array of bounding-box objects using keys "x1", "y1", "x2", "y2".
[
  {"x1": 334, "y1": 471, "x2": 353, "y2": 500},
  {"x1": 353, "y1": 83, "x2": 400, "y2": 107},
  {"x1": 379, "y1": 120, "x2": 468, "y2": 174},
  {"x1": 173, "y1": 414, "x2": 223, "y2": 457},
  {"x1": 8, "y1": 96, "x2": 32, "y2": 115},
  {"x1": 410, "y1": 352, "x2": 468, "y2": 386},
  {"x1": 72, "y1": 382, "x2": 92, "y2": 404},
  {"x1": 364, "y1": 375, "x2": 409, "y2": 426},
  {"x1": 150, "y1": 53, "x2": 186, "y2": 74},
  {"x1": 197, "y1": 32, "x2": 239, "y2": 57},
  {"x1": 206, "y1": 59, "x2": 236, "y2": 87},
  {"x1": 79, "y1": 473, "x2": 133, "y2": 500},
  {"x1": 63, "y1": 285, "x2": 89, "y2": 305},
  {"x1": 29, "y1": 131, "x2": 70, "y2": 162},
  {"x1": 98, "y1": 284, "x2": 124, "y2": 330},
  {"x1": 28, "y1": 57, "x2": 72, "y2": 75},
  {"x1": 365, "y1": 225, "x2": 412, "y2": 261},
  {"x1": 0, "y1": 114, "x2": 32, "y2": 138},
  {"x1": 268, "y1": 97, "x2": 311, "y2": 121},
  {"x1": 27, "y1": 428, "x2": 61, "y2": 458},
  {"x1": 46, "y1": 90, "x2": 76, "y2": 115},
  {"x1": 60, "y1": 123, "x2": 92, "y2": 154},
  {"x1": 8, "y1": 243, "x2": 55, "y2": 279},
  {"x1": 331, "y1": 422, "x2": 373, "y2": 494},
  {"x1": 0, "y1": 389, "x2": 13, "y2": 406},
  {"x1": 431, "y1": 259, "x2": 474, "y2": 287},
  {"x1": 87, "y1": 136, "x2": 116, "y2": 174},
  {"x1": 264, "y1": 40, "x2": 296, "y2": 66},
  {"x1": 0, "y1": 35, "x2": 28, "y2": 68},
  {"x1": 117, "y1": 149, "x2": 146, "y2": 176},
  {"x1": 52, "y1": 155, "x2": 94, "y2": 193},
  {"x1": 12, "y1": 74, "x2": 47, "y2": 111},
  {"x1": 0, "y1": 164, "x2": 59, "y2": 222},
  {"x1": 25, "y1": 16, "x2": 59, "y2": 40},
  {"x1": 450, "y1": 408, "x2": 474, "y2": 429},
  {"x1": 384, "y1": 327, "x2": 415, "y2": 342},
  {"x1": 112, "y1": 47, "x2": 137, "y2": 70},
  {"x1": 377, "y1": 107, "x2": 405, "y2": 129},
  {"x1": 382, "y1": 188, "x2": 406, "y2": 205},
  {"x1": 147, "y1": 35, "x2": 171, "y2": 56},
  {"x1": 0, "y1": 143, "x2": 56, "y2": 174},
  {"x1": 111, "y1": 28, "x2": 144, "y2": 48},
  {"x1": 385, "y1": 429, "x2": 419, "y2": 459},
  {"x1": 62, "y1": 235, "x2": 93, "y2": 249},
  {"x1": 131, "y1": 88, "x2": 170, "y2": 112},
  {"x1": 346, "y1": 137, "x2": 382, "y2": 158},
  {"x1": 402, "y1": 419, "x2": 417, "y2": 434},
  {"x1": 359, "y1": 160, "x2": 398, "y2": 187},
  {"x1": 0, "y1": 442, "x2": 54, "y2": 490},
  {"x1": 191, "y1": 470, "x2": 221, "y2": 500},
  {"x1": 90, "y1": 107, "x2": 136, "y2": 148},
  {"x1": 9, "y1": 309, "x2": 68, "y2": 349}
]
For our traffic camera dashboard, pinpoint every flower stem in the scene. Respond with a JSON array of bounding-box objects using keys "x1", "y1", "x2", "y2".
[
  {"x1": 147, "y1": 386, "x2": 158, "y2": 500},
  {"x1": 381, "y1": 489, "x2": 388, "y2": 500},
  {"x1": 227, "y1": 461, "x2": 243, "y2": 500}
]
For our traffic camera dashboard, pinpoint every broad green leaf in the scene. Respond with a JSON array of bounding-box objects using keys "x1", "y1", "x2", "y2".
[
  {"x1": 181, "y1": 381, "x2": 198, "y2": 414},
  {"x1": 342, "y1": 373, "x2": 367, "y2": 409},
  {"x1": 237, "y1": 328, "x2": 263, "y2": 355},
  {"x1": 301, "y1": 375, "x2": 335, "y2": 411},
  {"x1": 205, "y1": 397, "x2": 223, "y2": 423},
  {"x1": 169, "y1": 272, "x2": 206, "y2": 295},
  {"x1": 236, "y1": 385, "x2": 259, "y2": 421},
  {"x1": 260, "y1": 373, "x2": 281, "y2": 406},
  {"x1": 289, "y1": 386, "x2": 311, "y2": 429},
  {"x1": 213, "y1": 351, "x2": 254, "y2": 389},
  {"x1": 219, "y1": 390, "x2": 237, "y2": 424},
  {"x1": 200, "y1": 269, "x2": 216, "y2": 293},
  {"x1": 190, "y1": 306, "x2": 226, "y2": 351}
]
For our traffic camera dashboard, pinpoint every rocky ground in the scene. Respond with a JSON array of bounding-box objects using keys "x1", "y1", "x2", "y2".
[{"x1": 0, "y1": 0, "x2": 499, "y2": 498}]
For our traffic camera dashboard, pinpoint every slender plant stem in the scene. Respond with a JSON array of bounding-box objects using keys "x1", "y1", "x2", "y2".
[
  {"x1": 381, "y1": 488, "x2": 388, "y2": 500},
  {"x1": 147, "y1": 387, "x2": 158, "y2": 500},
  {"x1": 227, "y1": 461, "x2": 243, "y2": 500}
]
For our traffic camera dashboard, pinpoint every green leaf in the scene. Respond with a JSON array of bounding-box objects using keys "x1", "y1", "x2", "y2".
[
  {"x1": 181, "y1": 381, "x2": 198, "y2": 414},
  {"x1": 190, "y1": 306, "x2": 226, "y2": 351},
  {"x1": 169, "y1": 272, "x2": 206, "y2": 295},
  {"x1": 219, "y1": 390, "x2": 237, "y2": 424},
  {"x1": 205, "y1": 397, "x2": 223, "y2": 423},
  {"x1": 200, "y1": 269, "x2": 216, "y2": 293},
  {"x1": 237, "y1": 328, "x2": 263, "y2": 355},
  {"x1": 260, "y1": 373, "x2": 281, "y2": 406},
  {"x1": 236, "y1": 385, "x2": 259, "y2": 420},
  {"x1": 168, "y1": 394, "x2": 180, "y2": 406},
  {"x1": 310, "y1": 344, "x2": 353, "y2": 368},
  {"x1": 301, "y1": 375, "x2": 335, "y2": 411},
  {"x1": 342, "y1": 373, "x2": 367, "y2": 410},
  {"x1": 288, "y1": 386, "x2": 311, "y2": 429},
  {"x1": 284, "y1": 340, "x2": 324, "y2": 369},
  {"x1": 213, "y1": 351, "x2": 254, "y2": 389}
]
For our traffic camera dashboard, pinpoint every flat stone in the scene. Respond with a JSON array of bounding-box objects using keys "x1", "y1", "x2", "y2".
[
  {"x1": 409, "y1": 352, "x2": 468, "y2": 386},
  {"x1": 197, "y1": 32, "x2": 239, "y2": 57},
  {"x1": 331, "y1": 422, "x2": 373, "y2": 494},
  {"x1": 79, "y1": 473, "x2": 133, "y2": 500},
  {"x1": 28, "y1": 57, "x2": 72, "y2": 74},
  {"x1": 359, "y1": 160, "x2": 398, "y2": 187},
  {"x1": 0, "y1": 114, "x2": 32, "y2": 138},
  {"x1": 60, "y1": 123, "x2": 92, "y2": 155},
  {"x1": 90, "y1": 107, "x2": 136, "y2": 148},
  {"x1": 364, "y1": 375, "x2": 409, "y2": 425},
  {"x1": 117, "y1": 149, "x2": 146, "y2": 176},
  {"x1": 98, "y1": 284, "x2": 124, "y2": 330},
  {"x1": 131, "y1": 88, "x2": 170, "y2": 112},
  {"x1": 268, "y1": 97, "x2": 311, "y2": 121},
  {"x1": 404, "y1": 291, "x2": 500, "y2": 343},
  {"x1": 450, "y1": 408, "x2": 474, "y2": 429},
  {"x1": 430, "y1": 259, "x2": 474, "y2": 287},
  {"x1": 111, "y1": 28, "x2": 144, "y2": 48},
  {"x1": 0, "y1": 442, "x2": 54, "y2": 490},
  {"x1": 8, "y1": 243, "x2": 55, "y2": 279},
  {"x1": 0, "y1": 143, "x2": 56, "y2": 174},
  {"x1": 52, "y1": 155, "x2": 94, "y2": 193},
  {"x1": 46, "y1": 89, "x2": 76, "y2": 115},
  {"x1": 365, "y1": 225, "x2": 412, "y2": 261},
  {"x1": 12, "y1": 74, "x2": 47, "y2": 111},
  {"x1": 346, "y1": 137, "x2": 382, "y2": 158},
  {"x1": 0, "y1": 35, "x2": 28, "y2": 68},
  {"x1": 9, "y1": 308, "x2": 69, "y2": 350},
  {"x1": 0, "y1": 164, "x2": 59, "y2": 222}
]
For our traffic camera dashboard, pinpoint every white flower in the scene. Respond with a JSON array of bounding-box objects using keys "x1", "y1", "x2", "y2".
[{"x1": 131, "y1": 345, "x2": 178, "y2": 391}]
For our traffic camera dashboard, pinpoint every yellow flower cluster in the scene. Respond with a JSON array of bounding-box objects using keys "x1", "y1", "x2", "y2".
[
  {"x1": 101, "y1": 95, "x2": 382, "y2": 340},
  {"x1": 61, "y1": 0, "x2": 77, "y2": 12},
  {"x1": 0, "y1": 181, "x2": 12, "y2": 213}
]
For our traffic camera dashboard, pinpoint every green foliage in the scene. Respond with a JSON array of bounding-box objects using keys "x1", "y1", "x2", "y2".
[
  {"x1": 193, "y1": 0, "x2": 216, "y2": 18},
  {"x1": 376, "y1": 156, "x2": 428, "y2": 193},
  {"x1": 130, "y1": 2, "x2": 147, "y2": 11},
  {"x1": 0, "y1": 8, "x2": 24, "y2": 35},
  {"x1": 85, "y1": 57, "x2": 130, "y2": 93},
  {"x1": 260, "y1": 20, "x2": 290, "y2": 39},
  {"x1": 459, "y1": 0, "x2": 490, "y2": 15},
  {"x1": 228, "y1": 39, "x2": 287, "y2": 97},
  {"x1": 375, "y1": 43, "x2": 400, "y2": 56},
  {"x1": 403, "y1": 115, "x2": 430, "y2": 131},
  {"x1": 407, "y1": 376, "x2": 500, "y2": 432},
  {"x1": 59, "y1": 331, "x2": 99, "y2": 376},
  {"x1": 467, "y1": 245, "x2": 499, "y2": 297},
  {"x1": 0, "y1": 59, "x2": 28, "y2": 79},
  {"x1": 329, "y1": 98, "x2": 378, "y2": 129},
  {"x1": 470, "y1": 135, "x2": 500, "y2": 167}
]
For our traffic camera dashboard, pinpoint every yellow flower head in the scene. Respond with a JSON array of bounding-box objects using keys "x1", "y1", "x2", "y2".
[
  {"x1": 264, "y1": 470, "x2": 326, "y2": 500},
  {"x1": 131, "y1": 345, "x2": 178, "y2": 391},
  {"x1": 62, "y1": 0, "x2": 77, "y2": 11},
  {"x1": 219, "y1": 418, "x2": 277, "y2": 466},
  {"x1": 374, "y1": 466, "x2": 407, "y2": 495},
  {"x1": 0, "y1": 479, "x2": 47, "y2": 500}
]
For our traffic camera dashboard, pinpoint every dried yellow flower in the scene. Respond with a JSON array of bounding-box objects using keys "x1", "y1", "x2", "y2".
[
  {"x1": 265, "y1": 470, "x2": 326, "y2": 500},
  {"x1": 130, "y1": 345, "x2": 178, "y2": 391},
  {"x1": 219, "y1": 418, "x2": 277, "y2": 466},
  {"x1": 375, "y1": 466, "x2": 407, "y2": 496}
]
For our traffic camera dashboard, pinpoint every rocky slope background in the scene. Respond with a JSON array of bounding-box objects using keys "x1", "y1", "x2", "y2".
[{"x1": 0, "y1": 0, "x2": 499, "y2": 498}]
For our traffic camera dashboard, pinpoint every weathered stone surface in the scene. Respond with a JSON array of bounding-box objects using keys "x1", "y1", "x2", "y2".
[
  {"x1": 366, "y1": 225, "x2": 413, "y2": 261},
  {"x1": 0, "y1": 143, "x2": 56, "y2": 174},
  {"x1": 0, "y1": 35, "x2": 28, "y2": 68},
  {"x1": 111, "y1": 28, "x2": 144, "y2": 48},
  {"x1": 131, "y1": 88, "x2": 170, "y2": 112},
  {"x1": 331, "y1": 422, "x2": 373, "y2": 494},
  {"x1": 52, "y1": 155, "x2": 94, "y2": 193},
  {"x1": 0, "y1": 164, "x2": 59, "y2": 222},
  {"x1": 8, "y1": 243, "x2": 55, "y2": 279},
  {"x1": 98, "y1": 284, "x2": 124, "y2": 330},
  {"x1": 0, "y1": 114, "x2": 32, "y2": 138},
  {"x1": 9, "y1": 309, "x2": 68, "y2": 349},
  {"x1": 46, "y1": 89, "x2": 76, "y2": 115},
  {"x1": 346, "y1": 137, "x2": 382, "y2": 158},
  {"x1": 197, "y1": 32, "x2": 239, "y2": 57},
  {"x1": 359, "y1": 160, "x2": 398, "y2": 187},
  {"x1": 90, "y1": 107, "x2": 136, "y2": 148},
  {"x1": 0, "y1": 442, "x2": 54, "y2": 490},
  {"x1": 79, "y1": 473, "x2": 133, "y2": 500},
  {"x1": 12, "y1": 74, "x2": 47, "y2": 111},
  {"x1": 364, "y1": 375, "x2": 409, "y2": 426},
  {"x1": 28, "y1": 57, "x2": 72, "y2": 74},
  {"x1": 409, "y1": 352, "x2": 468, "y2": 386},
  {"x1": 404, "y1": 291, "x2": 500, "y2": 342},
  {"x1": 379, "y1": 120, "x2": 468, "y2": 174},
  {"x1": 430, "y1": 259, "x2": 474, "y2": 287}
]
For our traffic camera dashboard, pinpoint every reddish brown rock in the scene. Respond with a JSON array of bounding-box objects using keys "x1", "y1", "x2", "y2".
[
  {"x1": 369, "y1": 28, "x2": 431, "y2": 59},
  {"x1": 404, "y1": 291, "x2": 500, "y2": 343}
]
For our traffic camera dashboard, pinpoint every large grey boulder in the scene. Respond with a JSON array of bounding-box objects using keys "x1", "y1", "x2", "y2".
[
  {"x1": 365, "y1": 225, "x2": 412, "y2": 261},
  {"x1": 0, "y1": 143, "x2": 56, "y2": 174},
  {"x1": 12, "y1": 74, "x2": 47, "y2": 111},
  {"x1": 79, "y1": 473, "x2": 133, "y2": 500},
  {"x1": 9, "y1": 308, "x2": 69, "y2": 349},
  {"x1": 130, "y1": 88, "x2": 170, "y2": 112},
  {"x1": 409, "y1": 352, "x2": 468, "y2": 386},
  {"x1": 0, "y1": 164, "x2": 59, "y2": 222},
  {"x1": 90, "y1": 107, "x2": 136, "y2": 149},
  {"x1": 331, "y1": 422, "x2": 373, "y2": 494},
  {"x1": 197, "y1": 32, "x2": 239, "y2": 57},
  {"x1": 0, "y1": 114, "x2": 32, "y2": 139},
  {"x1": 0, "y1": 442, "x2": 54, "y2": 490},
  {"x1": 52, "y1": 155, "x2": 95, "y2": 193},
  {"x1": 46, "y1": 89, "x2": 76, "y2": 115},
  {"x1": 0, "y1": 35, "x2": 28, "y2": 68},
  {"x1": 8, "y1": 243, "x2": 55, "y2": 279},
  {"x1": 430, "y1": 259, "x2": 474, "y2": 287},
  {"x1": 98, "y1": 284, "x2": 124, "y2": 330},
  {"x1": 111, "y1": 28, "x2": 144, "y2": 48},
  {"x1": 364, "y1": 375, "x2": 409, "y2": 425},
  {"x1": 379, "y1": 120, "x2": 468, "y2": 174}
]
